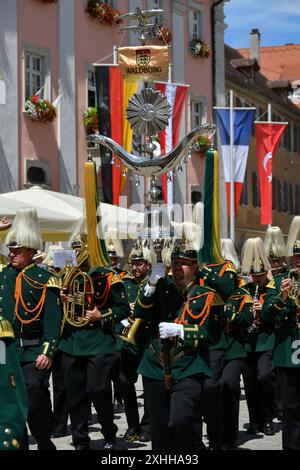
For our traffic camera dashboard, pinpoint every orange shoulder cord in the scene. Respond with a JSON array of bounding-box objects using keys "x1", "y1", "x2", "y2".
[
  {"x1": 14, "y1": 272, "x2": 48, "y2": 325},
  {"x1": 176, "y1": 291, "x2": 215, "y2": 326},
  {"x1": 93, "y1": 272, "x2": 113, "y2": 308}
]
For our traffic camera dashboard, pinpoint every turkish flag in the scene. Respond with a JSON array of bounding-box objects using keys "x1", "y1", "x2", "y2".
[{"x1": 256, "y1": 122, "x2": 287, "y2": 225}]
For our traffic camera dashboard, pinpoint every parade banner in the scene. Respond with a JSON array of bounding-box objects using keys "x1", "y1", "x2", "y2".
[
  {"x1": 256, "y1": 122, "x2": 287, "y2": 225},
  {"x1": 118, "y1": 46, "x2": 169, "y2": 81},
  {"x1": 155, "y1": 82, "x2": 188, "y2": 206},
  {"x1": 95, "y1": 65, "x2": 138, "y2": 205},
  {"x1": 215, "y1": 108, "x2": 254, "y2": 216}
]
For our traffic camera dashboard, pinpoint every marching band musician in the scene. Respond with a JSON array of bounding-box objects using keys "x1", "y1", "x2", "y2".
[
  {"x1": 264, "y1": 225, "x2": 288, "y2": 422},
  {"x1": 219, "y1": 239, "x2": 254, "y2": 449},
  {"x1": 118, "y1": 242, "x2": 152, "y2": 443},
  {"x1": 261, "y1": 216, "x2": 300, "y2": 450},
  {"x1": 106, "y1": 240, "x2": 125, "y2": 415},
  {"x1": 58, "y1": 234, "x2": 130, "y2": 451},
  {"x1": 133, "y1": 236, "x2": 224, "y2": 451},
  {"x1": 0, "y1": 218, "x2": 27, "y2": 451},
  {"x1": 0, "y1": 316, "x2": 28, "y2": 451},
  {"x1": 0, "y1": 208, "x2": 62, "y2": 450},
  {"x1": 197, "y1": 250, "x2": 238, "y2": 450},
  {"x1": 241, "y1": 237, "x2": 276, "y2": 436}
]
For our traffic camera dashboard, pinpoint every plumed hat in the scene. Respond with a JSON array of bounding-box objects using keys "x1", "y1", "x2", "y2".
[
  {"x1": 286, "y1": 216, "x2": 300, "y2": 256},
  {"x1": 241, "y1": 237, "x2": 271, "y2": 274},
  {"x1": 6, "y1": 207, "x2": 43, "y2": 251},
  {"x1": 264, "y1": 226, "x2": 287, "y2": 258},
  {"x1": 221, "y1": 238, "x2": 240, "y2": 271}
]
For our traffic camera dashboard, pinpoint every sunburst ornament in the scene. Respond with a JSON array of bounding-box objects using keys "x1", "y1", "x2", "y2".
[{"x1": 126, "y1": 88, "x2": 172, "y2": 137}]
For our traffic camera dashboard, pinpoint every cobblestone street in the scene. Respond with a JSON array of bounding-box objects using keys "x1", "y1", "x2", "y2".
[{"x1": 29, "y1": 377, "x2": 282, "y2": 451}]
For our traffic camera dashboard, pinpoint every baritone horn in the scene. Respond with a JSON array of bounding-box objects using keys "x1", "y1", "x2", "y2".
[{"x1": 61, "y1": 247, "x2": 94, "y2": 328}]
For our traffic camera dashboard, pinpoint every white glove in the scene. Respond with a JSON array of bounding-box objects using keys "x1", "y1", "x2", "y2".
[
  {"x1": 149, "y1": 262, "x2": 165, "y2": 286},
  {"x1": 159, "y1": 322, "x2": 184, "y2": 340},
  {"x1": 120, "y1": 318, "x2": 130, "y2": 328}
]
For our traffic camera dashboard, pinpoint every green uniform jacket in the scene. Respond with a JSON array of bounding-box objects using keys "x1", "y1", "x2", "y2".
[
  {"x1": 0, "y1": 264, "x2": 62, "y2": 362},
  {"x1": 223, "y1": 284, "x2": 254, "y2": 360},
  {"x1": 197, "y1": 261, "x2": 237, "y2": 350},
  {"x1": 261, "y1": 271, "x2": 300, "y2": 368},
  {"x1": 244, "y1": 283, "x2": 274, "y2": 353},
  {"x1": 134, "y1": 276, "x2": 224, "y2": 382},
  {"x1": 0, "y1": 317, "x2": 27, "y2": 450},
  {"x1": 58, "y1": 267, "x2": 130, "y2": 356}
]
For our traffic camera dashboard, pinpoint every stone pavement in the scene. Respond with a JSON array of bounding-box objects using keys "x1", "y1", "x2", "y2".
[{"x1": 29, "y1": 376, "x2": 282, "y2": 451}]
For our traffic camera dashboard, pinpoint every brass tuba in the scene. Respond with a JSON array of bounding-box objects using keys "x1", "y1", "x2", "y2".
[
  {"x1": 61, "y1": 246, "x2": 94, "y2": 328},
  {"x1": 288, "y1": 268, "x2": 300, "y2": 307}
]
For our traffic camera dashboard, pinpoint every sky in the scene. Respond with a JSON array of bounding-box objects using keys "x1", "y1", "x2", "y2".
[{"x1": 224, "y1": 0, "x2": 300, "y2": 48}]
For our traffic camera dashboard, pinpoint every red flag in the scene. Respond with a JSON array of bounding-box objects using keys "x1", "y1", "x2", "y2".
[
  {"x1": 155, "y1": 82, "x2": 188, "y2": 205},
  {"x1": 256, "y1": 122, "x2": 287, "y2": 224}
]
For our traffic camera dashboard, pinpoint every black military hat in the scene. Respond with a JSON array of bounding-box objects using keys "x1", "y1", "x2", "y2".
[{"x1": 171, "y1": 239, "x2": 197, "y2": 261}]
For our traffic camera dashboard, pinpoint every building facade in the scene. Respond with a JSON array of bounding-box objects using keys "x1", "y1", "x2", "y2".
[
  {"x1": 224, "y1": 31, "x2": 300, "y2": 249},
  {"x1": 0, "y1": 0, "x2": 227, "y2": 228}
]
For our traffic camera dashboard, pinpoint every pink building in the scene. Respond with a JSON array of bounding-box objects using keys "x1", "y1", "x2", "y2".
[{"x1": 0, "y1": 0, "x2": 227, "y2": 223}]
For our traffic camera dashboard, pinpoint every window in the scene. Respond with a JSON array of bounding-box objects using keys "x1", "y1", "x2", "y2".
[
  {"x1": 272, "y1": 177, "x2": 277, "y2": 210},
  {"x1": 189, "y1": 8, "x2": 203, "y2": 40},
  {"x1": 23, "y1": 44, "x2": 50, "y2": 104},
  {"x1": 191, "y1": 186, "x2": 202, "y2": 205},
  {"x1": 87, "y1": 67, "x2": 97, "y2": 107},
  {"x1": 252, "y1": 172, "x2": 260, "y2": 207},
  {"x1": 295, "y1": 184, "x2": 300, "y2": 214},
  {"x1": 288, "y1": 184, "x2": 294, "y2": 213},
  {"x1": 25, "y1": 53, "x2": 43, "y2": 99},
  {"x1": 191, "y1": 98, "x2": 206, "y2": 128},
  {"x1": 148, "y1": 0, "x2": 163, "y2": 9},
  {"x1": 240, "y1": 172, "x2": 248, "y2": 205}
]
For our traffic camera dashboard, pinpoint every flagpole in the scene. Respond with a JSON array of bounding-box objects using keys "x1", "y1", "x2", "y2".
[
  {"x1": 230, "y1": 89, "x2": 235, "y2": 242},
  {"x1": 268, "y1": 103, "x2": 272, "y2": 228}
]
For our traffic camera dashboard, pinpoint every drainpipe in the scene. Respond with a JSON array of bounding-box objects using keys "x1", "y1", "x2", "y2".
[{"x1": 211, "y1": 0, "x2": 225, "y2": 106}]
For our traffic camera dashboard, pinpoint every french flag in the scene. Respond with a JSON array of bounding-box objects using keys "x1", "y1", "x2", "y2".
[
  {"x1": 215, "y1": 108, "x2": 254, "y2": 216},
  {"x1": 155, "y1": 82, "x2": 188, "y2": 206}
]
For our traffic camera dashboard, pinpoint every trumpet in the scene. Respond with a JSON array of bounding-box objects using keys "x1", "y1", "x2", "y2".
[
  {"x1": 118, "y1": 317, "x2": 146, "y2": 346},
  {"x1": 288, "y1": 268, "x2": 300, "y2": 307}
]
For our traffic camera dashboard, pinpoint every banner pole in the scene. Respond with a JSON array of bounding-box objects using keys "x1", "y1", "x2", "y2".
[
  {"x1": 268, "y1": 103, "x2": 272, "y2": 228},
  {"x1": 230, "y1": 90, "x2": 235, "y2": 242}
]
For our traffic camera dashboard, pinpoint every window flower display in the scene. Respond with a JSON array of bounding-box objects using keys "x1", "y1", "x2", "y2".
[
  {"x1": 83, "y1": 107, "x2": 99, "y2": 134},
  {"x1": 192, "y1": 134, "x2": 212, "y2": 153},
  {"x1": 189, "y1": 39, "x2": 210, "y2": 58},
  {"x1": 85, "y1": 1, "x2": 123, "y2": 26},
  {"x1": 24, "y1": 95, "x2": 56, "y2": 123},
  {"x1": 156, "y1": 26, "x2": 173, "y2": 44}
]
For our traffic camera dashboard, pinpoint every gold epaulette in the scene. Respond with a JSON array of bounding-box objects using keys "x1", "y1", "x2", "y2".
[
  {"x1": 122, "y1": 273, "x2": 134, "y2": 280},
  {"x1": 212, "y1": 293, "x2": 224, "y2": 306},
  {"x1": 266, "y1": 280, "x2": 276, "y2": 289},
  {"x1": 47, "y1": 276, "x2": 62, "y2": 289},
  {"x1": 225, "y1": 261, "x2": 237, "y2": 273},
  {"x1": 111, "y1": 273, "x2": 123, "y2": 285},
  {"x1": 244, "y1": 294, "x2": 254, "y2": 303},
  {"x1": 0, "y1": 317, "x2": 15, "y2": 339}
]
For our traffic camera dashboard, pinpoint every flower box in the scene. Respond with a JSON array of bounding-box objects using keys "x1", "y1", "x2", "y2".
[
  {"x1": 192, "y1": 135, "x2": 211, "y2": 153},
  {"x1": 85, "y1": 1, "x2": 123, "y2": 26},
  {"x1": 24, "y1": 96, "x2": 56, "y2": 123},
  {"x1": 189, "y1": 39, "x2": 210, "y2": 58},
  {"x1": 83, "y1": 107, "x2": 99, "y2": 134},
  {"x1": 156, "y1": 26, "x2": 172, "y2": 44}
]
